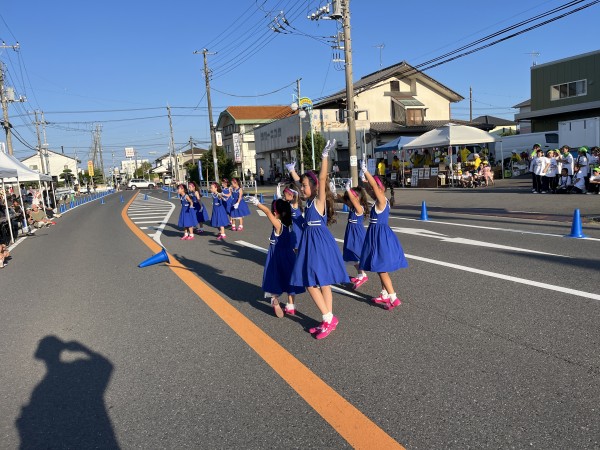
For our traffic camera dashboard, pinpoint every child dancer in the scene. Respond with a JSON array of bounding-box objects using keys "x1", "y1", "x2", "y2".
[
  {"x1": 188, "y1": 181, "x2": 209, "y2": 234},
  {"x1": 209, "y1": 182, "x2": 230, "y2": 240},
  {"x1": 278, "y1": 168, "x2": 304, "y2": 251},
  {"x1": 229, "y1": 177, "x2": 251, "y2": 231},
  {"x1": 289, "y1": 140, "x2": 349, "y2": 340},
  {"x1": 340, "y1": 182, "x2": 369, "y2": 289},
  {"x1": 177, "y1": 184, "x2": 198, "y2": 240},
  {"x1": 220, "y1": 178, "x2": 233, "y2": 226},
  {"x1": 359, "y1": 159, "x2": 409, "y2": 310},
  {"x1": 247, "y1": 196, "x2": 305, "y2": 316}
]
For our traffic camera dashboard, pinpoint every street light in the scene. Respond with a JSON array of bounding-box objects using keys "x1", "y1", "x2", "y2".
[{"x1": 291, "y1": 96, "x2": 316, "y2": 170}]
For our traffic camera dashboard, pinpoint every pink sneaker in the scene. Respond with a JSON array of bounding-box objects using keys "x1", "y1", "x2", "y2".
[
  {"x1": 231, "y1": 225, "x2": 237, "y2": 231},
  {"x1": 315, "y1": 316, "x2": 339, "y2": 340},
  {"x1": 350, "y1": 277, "x2": 358, "y2": 284},
  {"x1": 238, "y1": 225, "x2": 244, "y2": 231},
  {"x1": 353, "y1": 275, "x2": 368, "y2": 290},
  {"x1": 185, "y1": 235, "x2": 194, "y2": 240},
  {"x1": 180, "y1": 235, "x2": 189, "y2": 240},
  {"x1": 384, "y1": 298, "x2": 402, "y2": 310},
  {"x1": 216, "y1": 234, "x2": 223, "y2": 240},
  {"x1": 309, "y1": 316, "x2": 339, "y2": 334},
  {"x1": 284, "y1": 305, "x2": 296, "y2": 316},
  {"x1": 372, "y1": 293, "x2": 390, "y2": 305}
]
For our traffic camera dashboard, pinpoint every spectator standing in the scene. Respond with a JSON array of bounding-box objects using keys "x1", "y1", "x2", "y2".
[
  {"x1": 544, "y1": 150, "x2": 559, "y2": 193},
  {"x1": 259, "y1": 167, "x2": 264, "y2": 186},
  {"x1": 576, "y1": 147, "x2": 590, "y2": 190},
  {"x1": 529, "y1": 149, "x2": 546, "y2": 193},
  {"x1": 559, "y1": 145, "x2": 574, "y2": 178}
]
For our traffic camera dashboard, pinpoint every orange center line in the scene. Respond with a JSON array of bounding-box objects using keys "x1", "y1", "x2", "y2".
[{"x1": 121, "y1": 192, "x2": 405, "y2": 449}]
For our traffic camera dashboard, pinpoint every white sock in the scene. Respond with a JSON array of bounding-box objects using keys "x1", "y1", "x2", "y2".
[
  {"x1": 322, "y1": 312, "x2": 333, "y2": 323},
  {"x1": 285, "y1": 303, "x2": 295, "y2": 310},
  {"x1": 388, "y1": 292, "x2": 397, "y2": 300},
  {"x1": 380, "y1": 289, "x2": 389, "y2": 298}
]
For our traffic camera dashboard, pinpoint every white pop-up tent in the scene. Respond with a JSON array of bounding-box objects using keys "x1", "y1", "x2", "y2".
[
  {"x1": 0, "y1": 151, "x2": 52, "y2": 182},
  {"x1": 0, "y1": 166, "x2": 19, "y2": 243},
  {"x1": 403, "y1": 123, "x2": 497, "y2": 186}
]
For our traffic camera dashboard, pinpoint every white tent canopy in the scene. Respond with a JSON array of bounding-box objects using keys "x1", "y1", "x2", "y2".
[
  {"x1": 0, "y1": 151, "x2": 52, "y2": 182},
  {"x1": 0, "y1": 167, "x2": 18, "y2": 179},
  {"x1": 402, "y1": 123, "x2": 496, "y2": 149}
]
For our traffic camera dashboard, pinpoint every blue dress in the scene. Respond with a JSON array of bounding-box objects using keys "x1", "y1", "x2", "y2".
[
  {"x1": 290, "y1": 205, "x2": 304, "y2": 250},
  {"x1": 178, "y1": 196, "x2": 199, "y2": 228},
  {"x1": 222, "y1": 187, "x2": 233, "y2": 214},
  {"x1": 230, "y1": 188, "x2": 251, "y2": 218},
  {"x1": 192, "y1": 193, "x2": 209, "y2": 223},
  {"x1": 210, "y1": 194, "x2": 230, "y2": 228},
  {"x1": 360, "y1": 201, "x2": 408, "y2": 272},
  {"x1": 343, "y1": 208, "x2": 366, "y2": 262},
  {"x1": 289, "y1": 199, "x2": 349, "y2": 288},
  {"x1": 262, "y1": 224, "x2": 305, "y2": 297}
]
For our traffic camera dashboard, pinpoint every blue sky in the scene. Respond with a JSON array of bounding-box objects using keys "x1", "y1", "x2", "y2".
[{"x1": 1, "y1": 0, "x2": 598, "y2": 166}]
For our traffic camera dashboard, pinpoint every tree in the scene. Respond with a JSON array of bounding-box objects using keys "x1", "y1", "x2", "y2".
[
  {"x1": 59, "y1": 168, "x2": 74, "y2": 186},
  {"x1": 191, "y1": 146, "x2": 234, "y2": 184},
  {"x1": 135, "y1": 161, "x2": 152, "y2": 179},
  {"x1": 299, "y1": 131, "x2": 326, "y2": 171}
]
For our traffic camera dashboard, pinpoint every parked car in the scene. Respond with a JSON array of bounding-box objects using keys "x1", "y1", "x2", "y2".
[{"x1": 127, "y1": 179, "x2": 154, "y2": 189}]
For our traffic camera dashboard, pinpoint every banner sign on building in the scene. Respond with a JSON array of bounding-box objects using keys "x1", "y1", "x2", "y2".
[
  {"x1": 198, "y1": 159, "x2": 203, "y2": 181},
  {"x1": 232, "y1": 133, "x2": 242, "y2": 163},
  {"x1": 215, "y1": 131, "x2": 223, "y2": 147}
]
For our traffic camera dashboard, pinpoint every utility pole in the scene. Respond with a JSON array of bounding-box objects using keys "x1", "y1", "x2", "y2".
[
  {"x1": 167, "y1": 105, "x2": 176, "y2": 182},
  {"x1": 469, "y1": 86, "x2": 473, "y2": 122},
  {"x1": 195, "y1": 48, "x2": 219, "y2": 182},
  {"x1": 297, "y1": 78, "x2": 304, "y2": 174},
  {"x1": 189, "y1": 136, "x2": 195, "y2": 166},
  {"x1": 33, "y1": 111, "x2": 46, "y2": 174},
  {"x1": 97, "y1": 124, "x2": 105, "y2": 182},
  {"x1": 341, "y1": 0, "x2": 358, "y2": 186},
  {"x1": 0, "y1": 43, "x2": 20, "y2": 155}
]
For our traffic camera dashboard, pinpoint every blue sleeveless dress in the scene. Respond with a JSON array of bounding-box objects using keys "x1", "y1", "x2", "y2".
[
  {"x1": 343, "y1": 208, "x2": 366, "y2": 262},
  {"x1": 222, "y1": 187, "x2": 233, "y2": 214},
  {"x1": 192, "y1": 193, "x2": 209, "y2": 223},
  {"x1": 230, "y1": 188, "x2": 251, "y2": 218},
  {"x1": 210, "y1": 194, "x2": 230, "y2": 228},
  {"x1": 290, "y1": 199, "x2": 349, "y2": 288},
  {"x1": 359, "y1": 201, "x2": 408, "y2": 272},
  {"x1": 262, "y1": 224, "x2": 305, "y2": 297},
  {"x1": 290, "y1": 205, "x2": 304, "y2": 250},
  {"x1": 178, "y1": 196, "x2": 199, "y2": 228}
]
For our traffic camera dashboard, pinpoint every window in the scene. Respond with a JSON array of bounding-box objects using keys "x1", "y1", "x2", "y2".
[
  {"x1": 390, "y1": 80, "x2": 400, "y2": 92},
  {"x1": 392, "y1": 100, "x2": 405, "y2": 125},
  {"x1": 551, "y1": 79, "x2": 587, "y2": 100},
  {"x1": 406, "y1": 109, "x2": 424, "y2": 126}
]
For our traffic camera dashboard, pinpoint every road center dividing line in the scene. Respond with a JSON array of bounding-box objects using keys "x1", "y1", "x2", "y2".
[{"x1": 121, "y1": 193, "x2": 404, "y2": 450}]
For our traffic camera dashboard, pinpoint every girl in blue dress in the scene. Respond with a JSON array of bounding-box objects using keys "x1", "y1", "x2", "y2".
[
  {"x1": 220, "y1": 178, "x2": 233, "y2": 227},
  {"x1": 340, "y1": 183, "x2": 369, "y2": 289},
  {"x1": 229, "y1": 177, "x2": 251, "y2": 231},
  {"x1": 277, "y1": 176, "x2": 304, "y2": 251},
  {"x1": 359, "y1": 160, "x2": 409, "y2": 310},
  {"x1": 177, "y1": 184, "x2": 198, "y2": 240},
  {"x1": 209, "y1": 182, "x2": 230, "y2": 240},
  {"x1": 247, "y1": 196, "x2": 305, "y2": 317},
  {"x1": 188, "y1": 181, "x2": 209, "y2": 234},
  {"x1": 289, "y1": 140, "x2": 349, "y2": 340}
]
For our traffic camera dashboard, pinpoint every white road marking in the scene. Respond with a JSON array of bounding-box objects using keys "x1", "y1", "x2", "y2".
[
  {"x1": 235, "y1": 240, "x2": 364, "y2": 299},
  {"x1": 128, "y1": 195, "x2": 175, "y2": 245},
  {"x1": 256, "y1": 209, "x2": 267, "y2": 217},
  {"x1": 389, "y1": 227, "x2": 568, "y2": 257},
  {"x1": 389, "y1": 215, "x2": 600, "y2": 242}
]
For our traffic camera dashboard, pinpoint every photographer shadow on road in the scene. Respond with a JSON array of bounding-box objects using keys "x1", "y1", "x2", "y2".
[{"x1": 16, "y1": 336, "x2": 120, "y2": 449}]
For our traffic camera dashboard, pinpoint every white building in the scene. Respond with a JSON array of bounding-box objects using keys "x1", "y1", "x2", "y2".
[
  {"x1": 120, "y1": 159, "x2": 149, "y2": 178},
  {"x1": 21, "y1": 149, "x2": 79, "y2": 183}
]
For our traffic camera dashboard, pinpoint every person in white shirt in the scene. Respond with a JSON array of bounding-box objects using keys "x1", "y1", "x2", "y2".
[
  {"x1": 556, "y1": 168, "x2": 572, "y2": 194},
  {"x1": 544, "y1": 150, "x2": 559, "y2": 193},
  {"x1": 588, "y1": 166, "x2": 600, "y2": 194},
  {"x1": 576, "y1": 147, "x2": 590, "y2": 189},
  {"x1": 571, "y1": 164, "x2": 587, "y2": 194},
  {"x1": 529, "y1": 149, "x2": 546, "y2": 193},
  {"x1": 559, "y1": 145, "x2": 574, "y2": 178}
]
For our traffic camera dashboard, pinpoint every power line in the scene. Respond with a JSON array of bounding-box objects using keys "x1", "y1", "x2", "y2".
[{"x1": 212, "y1": 80, "x2": 296, "y2": 98}]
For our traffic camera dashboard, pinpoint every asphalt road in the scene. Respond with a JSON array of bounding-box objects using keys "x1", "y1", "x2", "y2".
[{"x1": 1, "y1": 184, "x2": 599, "y2": 449}]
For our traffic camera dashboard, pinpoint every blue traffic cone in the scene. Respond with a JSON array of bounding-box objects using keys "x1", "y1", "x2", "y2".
[
  {"x1": 259, "y1": 193, "x2": 264, "y2": 203},
  {"x1": 120, "y1": 195, "x2": 124, "y2": 203},
  {"x1": 419, "y1": 201, "x2": 429, "y2": 221},
  {"x1": 342, "y1": 203, "x2": 349, "y2": 212},
  {"x1": 100, "y1": 197, "x2": 105, "y2": 204},
  {"x1": 138, "y1": 248, "x2": 170, "y2": 268},
  {"x1": 565, "y1": 209, "x2": 587, "y2": 238}
]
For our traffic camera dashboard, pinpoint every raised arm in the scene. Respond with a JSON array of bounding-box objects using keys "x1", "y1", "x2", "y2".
[
  {"x1": 344, "y1": 180, "x2": 363, "y2": 215},
  {"x1": 315, "y1": 140, "x2": 335, "y2": 212},
  {"x1": 361, "y1": 158, "x2": 387, "y2": 210},
  {"x1": 285, "y1": 160, "x2": 301, "y2": 184},
  {"x1": 247, "y1": 196, "x2": 282, "y2": 233}
]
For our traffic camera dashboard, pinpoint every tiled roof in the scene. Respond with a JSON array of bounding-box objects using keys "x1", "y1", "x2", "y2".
[
  {"x1": 472, "y1": 115, "x2": 516, "y2": 126},
  {"x1": 226, "y1": 105, "x2": 294, "y2": 121},
  {"x1": 314, "y1": 61, "x2": 463, "y2": 107},
  {"x1": 370, "y1": 120, "x2": 493, "y2": 135}
]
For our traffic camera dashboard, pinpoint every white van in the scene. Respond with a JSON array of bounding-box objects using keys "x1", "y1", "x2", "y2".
[{"x1": 493, "y1": 131, "x2": 559, "y2": 159}]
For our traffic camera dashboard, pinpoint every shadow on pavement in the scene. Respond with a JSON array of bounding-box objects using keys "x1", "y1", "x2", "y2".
[{"x1": 16, "y1": 336, "x2": 119, "y2": 449}]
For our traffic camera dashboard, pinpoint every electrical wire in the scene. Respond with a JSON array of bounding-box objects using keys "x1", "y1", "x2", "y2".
[{"x1": 212, "y1": 80, "x2": 296, "y2": 98}]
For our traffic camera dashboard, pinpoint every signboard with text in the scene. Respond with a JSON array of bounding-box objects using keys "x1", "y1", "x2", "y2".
[
  {"x1": 232, "y1": 133, "x2": 242, "y2": 163},
  {"x1": 125, "y1": 147, "x2": 134, "y2": 158},
  {"x1": 87, "y1": 160, "x2": 95, "y2": 176}
]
